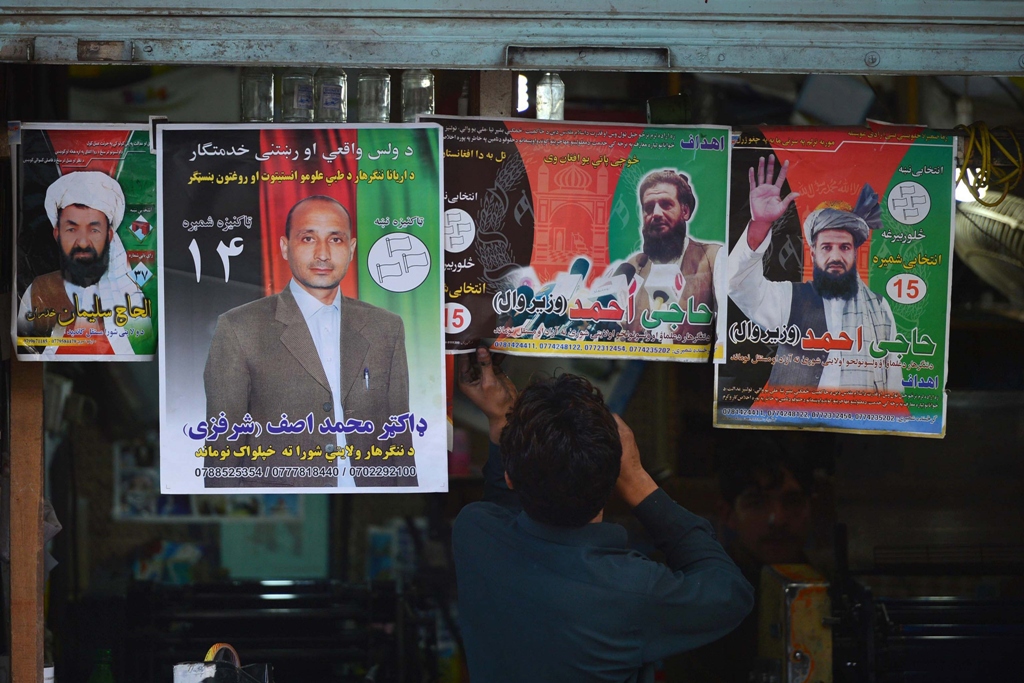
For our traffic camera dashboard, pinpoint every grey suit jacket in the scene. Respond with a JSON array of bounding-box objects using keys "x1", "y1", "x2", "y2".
[{"x1": 203, "y1": 286, "x2": 415, "y2": 488}]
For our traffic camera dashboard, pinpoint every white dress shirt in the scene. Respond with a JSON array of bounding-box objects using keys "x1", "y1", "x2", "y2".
[{"x1": 289, "y1": 279, "x2": 354, "y2": 486}]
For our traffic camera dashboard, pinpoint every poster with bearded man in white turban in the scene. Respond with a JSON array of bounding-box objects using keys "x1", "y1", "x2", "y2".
[{"x1": 13, "y1": 124, "x2": 157, "y2": 360}]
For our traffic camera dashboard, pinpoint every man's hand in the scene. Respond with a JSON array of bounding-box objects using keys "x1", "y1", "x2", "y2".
[
  {"x1": 747, "y1": 154, "x2": 800, "y2": 250},
  {"x1": 457, "y1": 345, "x2": 518, "y2": 444},
  {"x1": 613, "y1": 415, "x2": 658, "y2": 508}
]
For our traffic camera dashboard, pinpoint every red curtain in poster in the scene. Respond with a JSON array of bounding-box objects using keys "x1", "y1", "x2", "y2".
[
  {"x1": 258, "y1": 128, "x2": 360, "y2": 297},
  {"x1": 766, "y1": 125, "x2": 924, "y2": 283}
]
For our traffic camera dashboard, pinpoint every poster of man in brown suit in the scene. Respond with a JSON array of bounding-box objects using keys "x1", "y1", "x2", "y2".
[
  {"x1": 203, "y1": 195, "x2": 413, "y2": 488},
  {"x1": 160, "y1": 124, "x2": 445, "y2": 495}
]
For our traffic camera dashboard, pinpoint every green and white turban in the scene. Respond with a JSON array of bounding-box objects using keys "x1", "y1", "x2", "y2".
[{"x1": 803, "y1": 184, "x2": 882, "y2": 247}]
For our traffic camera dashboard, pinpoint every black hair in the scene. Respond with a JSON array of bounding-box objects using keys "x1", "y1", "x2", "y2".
[
  {"x1": 500, "y1": 374, "x2": 621, "y2": 527},
  {"x1": 716, "y1": 434, "x2": 814, "y2": 506},
  {"x1": 284, "y1": 195, "x2": 352, "y2": 237}
]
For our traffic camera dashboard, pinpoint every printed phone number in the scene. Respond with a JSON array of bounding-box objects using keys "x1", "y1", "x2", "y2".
[
  {"x1": 721, "y1": 409, "x2": 855, "y2": 420},
  {"x1": 198, "y1": 466, "x2": 416, "y2": 478}
]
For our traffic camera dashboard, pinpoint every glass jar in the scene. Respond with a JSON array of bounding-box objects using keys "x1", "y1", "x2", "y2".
[
  {"x1": 401, "y1": 69, "x2": 435, "y2": 122},
  {"x1": 356, "y1": 69, "x2": 391, "y2": 123},
  {"x1": 239, "y1": 67, "x2": 274, "y2": 122},
  {"x1": 315, "y1": 67, "x2": 348, "y2": 123},
  {"x1": 280, "y1": 67, "x2": 315, "y2": 122}
]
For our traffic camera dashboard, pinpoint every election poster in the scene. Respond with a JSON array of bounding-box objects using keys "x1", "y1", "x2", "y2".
[
  {"x1": 158, "y1": 123, "x2": 446, "y2": 493},
  {"x1": 12, "y1": 123, "x2": 158, "y2": 360},
  {"x1": 714, "y1": 125, "x2": 955, "y2": 437},
  {"x1": 426, "y1": 116, "x2": 730, "y2": 362}
]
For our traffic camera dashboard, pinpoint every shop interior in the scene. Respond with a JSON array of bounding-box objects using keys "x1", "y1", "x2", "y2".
[{"x1": 2, "y1": 63, "x2": 1023, "y2": 682}]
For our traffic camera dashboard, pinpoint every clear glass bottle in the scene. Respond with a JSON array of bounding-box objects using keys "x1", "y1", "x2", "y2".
[
  {"x1": 315, "y1": 67, "x2": 348, "y2": 123},
  {"x1": 356, "y1": 69, "x2": 391, "y2": 123},
  {"x1": 280, "y1": 67, "x2": 315, "y2": 122},
  {"x1": 535, "y1": 72, "x2": 565, "y2": 120},
  {"x1": 239, "y1": 67, "x2": 274, "y2": 122},
  {"x1": 401, "y1": 69, "x2": 435, "y2": 122},
  {"x1": 87, "y1": 649, "x2": 115, "y2": 683}
]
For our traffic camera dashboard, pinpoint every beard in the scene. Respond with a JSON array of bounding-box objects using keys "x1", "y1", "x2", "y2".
[
  {"x1": 812, "y1": 263, "x2": 859, "y2": 300},
  {"x1": 60, "y1": 240, "x2": 111, "y2": 287},
  {"x1": 642, "y1": 217, "x2": 687, "y2": 263}
]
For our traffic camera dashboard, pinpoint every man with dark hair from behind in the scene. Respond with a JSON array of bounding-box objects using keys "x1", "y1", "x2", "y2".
[
  {"x1": 454, "y1": 346, "x2": 754, "y2": 683},
  {"x1": 498, "y1": 371, "x2": 622, "y2": 527}
]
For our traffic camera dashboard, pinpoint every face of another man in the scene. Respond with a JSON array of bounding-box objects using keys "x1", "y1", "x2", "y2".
[
  {"x1": 641, "y1": 182, "x2": 690, "y2": 240},
  {"x1": 280, "y1": 200, "x2": 356, "y2": 301},
  {"x1": 811, "y1": 228, "x2": 857, "y2": 277},
  {"x1": 54, "y1": 204, "x2": 111, "y2": 265},
  {"x1": 641, "y1": 182, "x2": 691, "y2": 262},
  {"x1": 726, "y1": 468, "x2": 812, "y2": 566},
  {"x1": 53, "y1": 204, "x2": 113, "y2": 287}
]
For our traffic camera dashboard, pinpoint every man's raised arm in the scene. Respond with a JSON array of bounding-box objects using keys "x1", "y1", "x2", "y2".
[
  {"x1": 614, "y1": 415, "x2": 755, "y2": 659},
  {"x1": 729, "y1": 155, "x2": 801, "y2": 330},
  {"x1": 456, "y1": 346, "x2": 519, "y2": 509}
]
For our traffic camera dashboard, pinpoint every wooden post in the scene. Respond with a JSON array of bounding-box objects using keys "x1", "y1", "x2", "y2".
[{"x1": 10, "y1": 359, "x2": 44, "y2": 683}]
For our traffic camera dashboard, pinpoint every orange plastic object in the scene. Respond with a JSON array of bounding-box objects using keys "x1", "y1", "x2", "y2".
[{"x1": 204, "y1": 643, "x2": 241, "y2": 667}]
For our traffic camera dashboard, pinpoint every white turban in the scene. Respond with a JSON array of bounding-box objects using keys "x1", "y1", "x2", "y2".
[{"x1": 44, "y1": 171, "x2": 126, "y2": 230}]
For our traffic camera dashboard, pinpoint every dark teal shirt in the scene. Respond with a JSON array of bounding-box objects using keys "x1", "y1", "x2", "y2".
[{"x1": 453, "y1": 445, "x2": 754, "y2": 683}]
